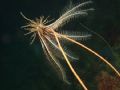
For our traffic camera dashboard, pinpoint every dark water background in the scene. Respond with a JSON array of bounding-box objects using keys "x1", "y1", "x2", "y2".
[{"x1": 1, "y1": 0, "x2": 120, "y2": 90}]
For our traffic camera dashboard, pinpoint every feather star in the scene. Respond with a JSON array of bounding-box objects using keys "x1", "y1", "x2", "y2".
[{"x1": 21, "y1": 1, "x2": 120, "y2": 90}]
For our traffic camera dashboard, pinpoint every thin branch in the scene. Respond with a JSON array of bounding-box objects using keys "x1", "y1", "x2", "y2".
[
  {"x1": 59, "y1": 33, "x2": 120, "y2": 77},
  {"x1": 53, "y1": 30, "x2": 88, "y2": 90}
]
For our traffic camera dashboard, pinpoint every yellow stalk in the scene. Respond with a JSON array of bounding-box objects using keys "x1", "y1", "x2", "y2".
[
  {"x1": 60, "y1": 34, "x2": 120, "y2": 77},
  {"x1": 53, "y1": 31, "x2": 88, "y2": 90}
]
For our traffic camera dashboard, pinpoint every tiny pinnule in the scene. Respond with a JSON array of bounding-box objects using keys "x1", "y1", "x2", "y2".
[{"x1": 21, "y1": 1, "x2": 120, "y2": 90}]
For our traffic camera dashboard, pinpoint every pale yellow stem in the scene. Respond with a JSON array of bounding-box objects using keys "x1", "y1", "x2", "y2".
[
  {"x1": 60, "y1": 34, "x2": 120, "y2": 77},
  {"x1": 53, "y1": 31, "x2": 88, "y2": 90}
]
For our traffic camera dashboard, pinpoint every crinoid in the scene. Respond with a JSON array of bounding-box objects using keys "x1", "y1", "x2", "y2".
[{"x1": 21, "y1": 1, "x2": 120, "y2": 90}]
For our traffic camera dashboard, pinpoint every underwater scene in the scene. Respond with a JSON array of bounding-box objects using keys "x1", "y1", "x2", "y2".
[{"x1": 1, "y1": 0, "x2": 120, "y2": 90}]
